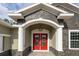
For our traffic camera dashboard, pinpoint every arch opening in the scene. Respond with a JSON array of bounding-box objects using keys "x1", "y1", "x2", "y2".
[{"x1": 21, "y1": 18, "x2": 64, "y2": 29}]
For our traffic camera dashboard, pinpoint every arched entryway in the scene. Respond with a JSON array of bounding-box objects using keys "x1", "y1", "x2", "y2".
[
  {"x1": 24, "y1": 23, "x2": 56, "y2": 52},
  {"x1": 18, "y1": 18, "x2": 64, "y2": 55}
]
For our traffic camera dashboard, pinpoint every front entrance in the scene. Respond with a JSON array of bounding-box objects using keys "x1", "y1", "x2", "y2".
[{"x1": 33, "y1": 33, "x2": 48, "y2": 51}]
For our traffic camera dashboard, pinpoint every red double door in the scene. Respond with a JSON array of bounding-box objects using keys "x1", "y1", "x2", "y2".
[{"x1": 33, "y1": 33, "x2": 48, "y2": 50}]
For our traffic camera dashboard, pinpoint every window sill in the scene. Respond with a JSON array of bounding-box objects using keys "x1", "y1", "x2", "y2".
[{"x1": 69, "y1": 48, "x2": 79, "y2": 50}]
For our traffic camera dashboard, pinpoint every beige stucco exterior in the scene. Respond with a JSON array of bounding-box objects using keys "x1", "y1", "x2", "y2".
[
  {"x1": 0, "y1": 24, "x2": 10, "y2": 34},
  {"x1": 11, "y1": 28, "x2": 18, "y2": 49},
  {"x1": 49, "y1": 29, "x2": 56, "y2": 49},
  {"x1": 25, "y1": 28, "x2": 31, "y2": 48},
  {"x1": 10, "y1": 28, "x2": 18, "y2": 55}
]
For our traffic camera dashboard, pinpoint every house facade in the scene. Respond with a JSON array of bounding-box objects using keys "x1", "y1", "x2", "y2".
[{"x1": 0, "y1": 3, "x2": 79, "y2": 56}]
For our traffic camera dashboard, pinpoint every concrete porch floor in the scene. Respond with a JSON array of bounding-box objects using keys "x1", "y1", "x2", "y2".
[{"x1": 28, "y1": 51, "x2": 55, "y2": 56}]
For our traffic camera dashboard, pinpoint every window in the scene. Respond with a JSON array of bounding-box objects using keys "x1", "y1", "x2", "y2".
[
  {"x1": 0, "y1": 34, "x2": 10, "y2": 53},
  {"x1": 34, "y1": 34, "x2": 40, "y2": 40},
  {"x1": 69, "y1": 30, "x2": 79, "y2": 49},
  {"x1": 3, "y1": 36, "x2": 10, "y2": 51}
]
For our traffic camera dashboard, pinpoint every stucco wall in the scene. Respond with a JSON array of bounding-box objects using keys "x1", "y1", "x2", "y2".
[
  {"x1": 10, "y1": 28, "x2": 18, "y2": 55},
  {"x1": 0, "y1": 24, "x2": 10, "y2": 34},
  {"x1": 49, "y1": 29, "x2": 56, "y2": 49},
  {"x1": 11, "y1": 28, "x2": 18, "y2": 49},
  {"x1": 25, "y1": 28, "x2": 31, "y2": 48}
]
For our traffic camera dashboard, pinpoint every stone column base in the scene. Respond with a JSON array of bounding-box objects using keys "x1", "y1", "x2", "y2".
[
  {"x1": 16, "y1": 51, "x2": 23, "y2": 56},
  {"x1": 16, "y1": 46, "x2": 31, "y2": 56}
]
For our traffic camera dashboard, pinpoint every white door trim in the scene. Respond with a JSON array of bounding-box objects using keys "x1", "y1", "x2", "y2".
[{"x1": 31, "y1": 29, "x2": 49, "y2": 52}]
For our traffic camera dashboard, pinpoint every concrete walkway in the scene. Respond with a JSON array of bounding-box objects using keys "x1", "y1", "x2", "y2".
[{"x1": 28, "y1": 51, "x2": 55, "y2": 56}]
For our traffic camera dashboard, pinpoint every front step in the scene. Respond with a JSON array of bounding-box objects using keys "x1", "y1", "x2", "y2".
[{"x1": 28, "y1": 51, "x2": 55, "y2": 56}]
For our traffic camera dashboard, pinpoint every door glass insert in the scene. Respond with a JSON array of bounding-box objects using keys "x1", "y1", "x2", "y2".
[
  {"x1": 34, "y1": 34, "x2": 40, "y2": 45},
  {"x1": 41, "y1": 34, "x2": 47, "y2": 46}
]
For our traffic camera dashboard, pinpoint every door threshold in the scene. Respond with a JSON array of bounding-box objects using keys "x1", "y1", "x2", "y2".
[{"x1": 32, "y1": 50, "x2": 49, "y2": 52}]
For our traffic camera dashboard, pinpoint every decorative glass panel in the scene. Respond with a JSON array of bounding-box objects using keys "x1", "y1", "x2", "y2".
[
  {"x1": 42, "y1": 34, "x2": 46, "y2": 46},
  {"x1": 35, "y1": 34, "x2": 40, "y2": 40},
  {"x1": 42, "y1": 34, "x2": 46, "y2": 40},
  {"x1": 34, "y1": 34, "x2": 40, "y2": 45}
]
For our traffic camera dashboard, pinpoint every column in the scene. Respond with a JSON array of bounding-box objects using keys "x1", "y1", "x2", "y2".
[
  {"x1": 18, "y1": 27, "x2": 25, "y2": 51},
  {"x1": 56, "y1": 27, "x2": 63, "y2": 51}
]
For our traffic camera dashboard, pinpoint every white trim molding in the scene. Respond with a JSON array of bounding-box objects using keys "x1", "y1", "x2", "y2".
[
  {"x1": 15, "y1": 3, "x2": 40, "y2": 13},
  {"x1": 21, "y1": 18, "x2": 64, "y2": 29},
  {"x1": 0, "y1": 34, "x2": 10, "y2": 37},
  {"x1": 8, "y1": 13, "x2": 24, "y2": 19},
  {"x1": 15, "y1": 3, "x2": 68, "y2": 16},
  {"x1": 56, "y1": 27, "x2": 63, "y2": 51},
  {"x1": 8, "y1": 13, "x2": 22, "y2": 16},
  {"x1": 15, "y1": 3, "x2": 68, "y2": 13},
  {"x1": 69, "y1": 30, "x2": 79, "y2": 50},
  {"x1": 18, "y1": 27, "x2": 25, "y2": 51},
  {"x1": 57, "y1": 13, "x2": 74, "y2": 20}
]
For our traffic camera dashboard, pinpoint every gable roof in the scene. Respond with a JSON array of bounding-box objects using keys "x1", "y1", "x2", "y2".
[
  {"x1": 52, "y1": 3, "x2": 79, "y2": 14},
  {"x1": 8, "y1": 3, "x2": 74, "y2": 20},
  {"x1": 15, "y1": 3, "x2": 68, "y2": 16}
]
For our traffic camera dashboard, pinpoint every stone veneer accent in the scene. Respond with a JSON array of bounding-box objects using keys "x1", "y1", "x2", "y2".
[
  {"x1": 16, "y1": 46, "x2": 31, "y2": 56},
  {"x1": 24, "y1": 9, "x2": 58, "y2": 24},
  {"x1": 0, "y1": 50, "x2": 12, "y2": 56}
]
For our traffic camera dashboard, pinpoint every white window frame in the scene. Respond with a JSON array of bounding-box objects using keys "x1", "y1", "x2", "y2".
[
  {"x1": 0, "y1": 34, "x2": 10, "y2": 53},
  {"x1": 69, "y1": 30, "x2": 79, "y2": 50}
]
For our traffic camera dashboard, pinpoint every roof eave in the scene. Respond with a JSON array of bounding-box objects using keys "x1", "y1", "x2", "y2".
[
  {"x1": 8, "y1": 13, "x2": 24, "y2": 19},
  {"x1": 57, "y1": 13, "x2": 74, "y2": 20},
  {"x1": 0, "y1": 18, "x2": 12, "y2": 28}
]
